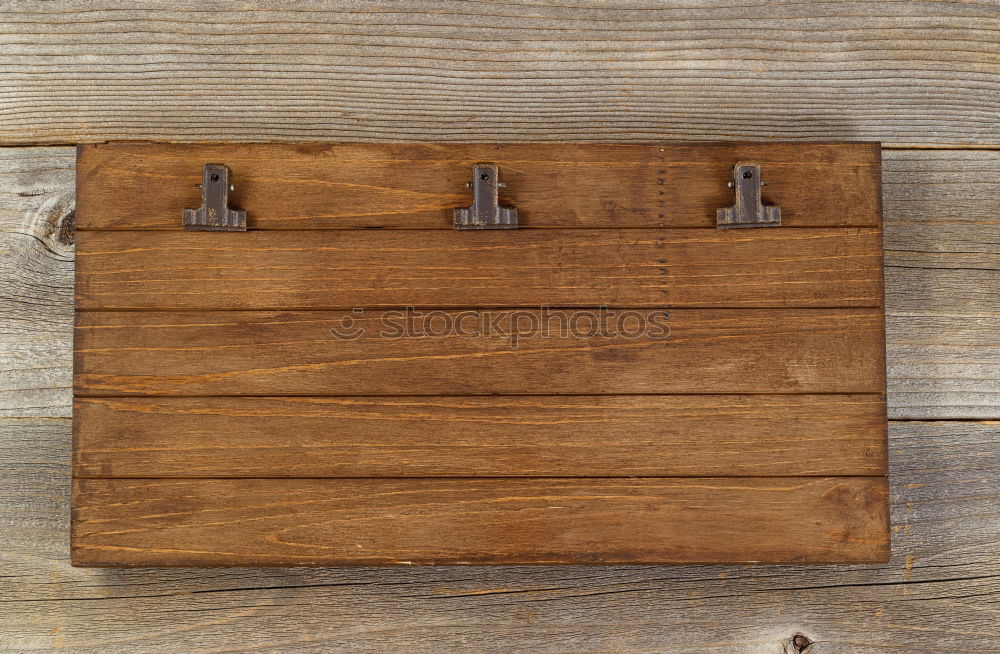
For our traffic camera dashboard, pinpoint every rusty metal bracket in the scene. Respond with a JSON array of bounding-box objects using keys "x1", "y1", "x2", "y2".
[
  {"x1": 717, "y1": 161, "x2": 781, "y2": 229},
  {"x1": 454, "y1": 163, "x2": 518, "y2": 229},
  {"x1": 182, "y1": 164, "x2": 246, "y2": 231}
]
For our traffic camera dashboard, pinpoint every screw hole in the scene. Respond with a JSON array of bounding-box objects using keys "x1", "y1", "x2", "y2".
[
  {"x1": 210, "y1": 174, "x2": 220, "y2": 183},
  {"x1": 480, "y1": 173, "x2": 490, "y2": 181},
  {"x1": 742, "y1": 170, "x2": 753, "y2": 179}
]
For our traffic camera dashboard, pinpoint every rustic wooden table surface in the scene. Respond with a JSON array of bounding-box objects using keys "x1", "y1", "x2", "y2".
[{"x1": 0, "y1": 2, "x2": 997, "y2": 652}]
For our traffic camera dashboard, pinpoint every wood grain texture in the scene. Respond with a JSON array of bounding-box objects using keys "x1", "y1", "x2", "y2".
[
  {"x1": 75, "y1": 142, "x2": 881, "y2": 229},
  {"x1": 72, "y1": 139, "x2": 888, "y2": 568},
  {"x1": 0, "y1": 0, "x2": 997, "y2": 642},
  {"x1": 71, "y1": 476, "x2": 890, "y2": 566},
  {"x1": 74, "y1": 309, "x2": 886, "y2": 396},
  {"x1": 883, "y1": 150, "x2": 1000, "y2": 418},
  {"x1": 5, "y1": 149, "x2": 995, "y2": 418},
  {"x1": 0, "y1": 147, "x2": 75, "y2": 417},
  {"x1": 74, "y1": 228, "x2": 884, "y2": 309},
  {"x1": 5, "y1": 418, "x2": 994, "y2": 651},
  {"x1": 0, "y1": 146, "x2": 995, "y2": 644},
  {"x1": 73, "y1": 394, "x2": 887, "y2": 478},
  {"x1": 1, "y1": 3, "x2": 998, "y2": 146}
]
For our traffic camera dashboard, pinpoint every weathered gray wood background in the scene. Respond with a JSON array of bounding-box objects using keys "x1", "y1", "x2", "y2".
[{"x1": 0, "y1": 2, "x2": 997, "y2": 652}]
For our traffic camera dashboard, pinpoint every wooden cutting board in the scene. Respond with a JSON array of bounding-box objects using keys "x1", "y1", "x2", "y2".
[{"x1": 71, "y1": 142, "x2": 889, "y2": 566}]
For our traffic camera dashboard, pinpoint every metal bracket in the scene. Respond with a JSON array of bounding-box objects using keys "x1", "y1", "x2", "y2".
[
  {"x1": 454, "y1": 163, "x2": 518, "y2": 229},
  {"x1": 182, "y1": 164, "x2": 246, "y2": 231},
  {"x1": 716, "y1": 161, "x2": 780, "y2": 229}
]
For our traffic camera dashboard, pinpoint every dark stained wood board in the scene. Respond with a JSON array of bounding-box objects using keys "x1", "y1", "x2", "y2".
[
  {"x1": 72, "y1": 477, "x2": 890, "y2": 566},
  {"x1": 72, "y1": 141, "x2": 888, "y2": 566},
  {"x1": 73, "y1": 395, "x2": 887, "y2": 478},
  {"x1": 74, "y1": 309, "x2": 885, "y2": 396},
  {"x1": 76, "y1": 142, "x2": 881, "y2": 229},
  {"x1": 75, "y1": 229, "x2": 883, "y2": 310}
]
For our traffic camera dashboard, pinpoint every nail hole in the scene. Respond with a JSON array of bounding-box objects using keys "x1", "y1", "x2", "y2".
[
  {"x1": 480, "y1": 173, "x2": 490, "y2": 181},
  {"x1": 742, "y1": 170, "x2": 753, "y2": 179},
  {"x1": 210, "y1": 174, "x2": 220, "y2": 182}
]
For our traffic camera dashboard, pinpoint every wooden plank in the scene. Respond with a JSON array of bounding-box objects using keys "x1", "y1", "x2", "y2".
[
  {"x1": 73, "y1": 394, "x2": 887, "y2": 478},
  {"x1": 0, "y1": 147, "x2": 75, "y2": 418},
  {"x1": 888, "y1": 313, "x2": 1000, "y2": 419},
  {"x1": 75, "y1": 142, "x2": 881, "y2": 229},
  {"x1": 5, "y1": 418, "x2": 996, "y2": 650},
  {"x1": 883, "y1": 150, "x2": 1000, "y2": 418},
  {"x1": 883, "y1": 150, "x2": 1000, "y2": 227},
  {"x1": 74, "y1": 228, "x2": 884, "y2": 310},
  {"x1": 71, "y1": 476, "x2": 890, "y2": 566},
  {"x1": 1, "y1": 3, "x2": 997, "y2": 146},
  {"x1": 74, "y1": 309, "x2": 886, "y2": 396}
]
